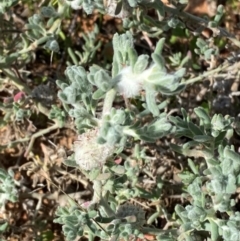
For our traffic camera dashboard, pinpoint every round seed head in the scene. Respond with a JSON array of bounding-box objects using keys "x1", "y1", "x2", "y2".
[{"x1": 74, "y1": 129, "x2": 115, "y2": 171}]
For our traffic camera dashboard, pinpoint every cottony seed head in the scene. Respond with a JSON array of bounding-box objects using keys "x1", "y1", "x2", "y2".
[{"x1": 74, "y1": 128, "x2": 114, "y2": 171}]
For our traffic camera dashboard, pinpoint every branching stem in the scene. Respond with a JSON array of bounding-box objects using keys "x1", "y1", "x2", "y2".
[
  {"x1": 24, "y1": 121, "x2": 60, "y2": 157},
  {"x1": 184, "y1": 60, "x2": 240, "y2": 85},
  {"x1": 163, "y1": 5, "x2": 240, "y2": 48}
]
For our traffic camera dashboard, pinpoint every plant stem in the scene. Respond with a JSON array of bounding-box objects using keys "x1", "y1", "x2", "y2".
[
  {"x1": 19, "y1": 19, "x2": 62, "y2": 54},
  {"x1": 2, "y1": 68, "x2": 53, "y2": 118},
  {"x1": 142, "y1": 227, "x2": 178, "y2": 236},
  {"x1": 24, "y1": 121, "x2": 60, "y2": 157},
  {"x1": 184, "y1": 61, "x2": 240, "y2": 85},
  {"x1": 2, "y1": 69, "x2": 31, "y2": 94},
  {"x1": 162, "y1": 4, "x2": 240, "y2": 48}
]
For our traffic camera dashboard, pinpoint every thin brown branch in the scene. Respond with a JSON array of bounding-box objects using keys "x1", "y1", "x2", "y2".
[
  {"x1": 24, "y1": 122, "x2": 60, "y2": 157},
  {"x1": 163, "y1": 4, "x2": 240, "y2": 48}
]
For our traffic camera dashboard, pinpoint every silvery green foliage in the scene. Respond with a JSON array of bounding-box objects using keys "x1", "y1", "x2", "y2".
[
  {"x1": 23, "y1": 6, "x2": 60, "y2": 52},
  {"x1": 55, "y1": 31, "x2": 239, "y2": 241},
  {"x1": 66, "y1": 0, "x2": 198, "y2": 25},
  {"x1": 54, "y1": 202, "x2": 145, "y2": 241},
  {"x1": 57, "y1": 66, "x2": 98, "y2": 130},
  {"x1": 208, "y1": 5, "x2": 224, "y2": 28},
  {"x1": 125, "y1": 112, "x2": 174, "y2": 142},
  {"x1": 54, "y1": 205, "x2": 98, "y2": 240},
  {"x1": 113, "y1": 33, "x2": 185, "y2": 116},
  {"x1": 55, "y1": 142, "x2": 163, "y2": 240},
  {"x1": 220, "y1": 212, "x2": 240, "y2": 241},
  {"x1": 170, "y1": 107, "x2": 240, "y2": 241},
  {"x1": 49, "y1": 105, "x2": 66, "y2": 126},
  {"x1": 107, "y1": 203, "x2": 145, "y2": 240},
  {"x1": 0, "y1": 221, "x2": 8, "y2": 234},
  {"x1": 96, "y1": 107, "x2": 173, "y2": 146},
  {"x1": 65, "y1": 0, "x2": 105, "y2": 14},
  {"x1": 169, "y1": 51, "x2": 191, "y2": 68},
  {"x1": 170, "y1": 107, "x2": 234, "y2": 151},
  {"x1": 0, "y1": 0, "x2": 18, "y2": 13},
  {"x1": 195, "y1": 38, "x2": 219, "y2": 60},
  {"x1": 65, "y1": 0, "x2": 138, "y2": 16},
  {"x1": 169, "y1": 52, "x2": 183, "y2": 67},
  {"x1": 97, "y1": 108, "x2": 130, "y2": 146},
  {"x1": 67, "y1": 25, "x2": 101, "y2": 66},
  {"x1": 167, "y1": 18, "x2": 180, "y2": 29},
  {"x1": 88, "y1": 64, "x2": 114, "y2": 99},
  {"x1": 13, "y1": 103, "x2": 31, "y2": 121},
  {"x1": 57, "y1": 32, "x2": 177, "y2": 142},
  {"x1": 0, "y1": 169, "x2": 18, "y2": 208},
  {"x1": 25, "y1": 14, "x2": 47, "y2": 40},
  {"x1": 45, "y1": 38, "x2": 59, "y2": 52},
  {"x1": 40, "y1": 6, "x2": 57, "y2": 18}
]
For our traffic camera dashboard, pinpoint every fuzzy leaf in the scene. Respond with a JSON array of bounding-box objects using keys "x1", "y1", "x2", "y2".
[
  {"x1": 92, "y1": 89, "x2": 106, "y2": 99},
  {"x1": 133, "y1": 55, "x2": 149, "y2": 74}
]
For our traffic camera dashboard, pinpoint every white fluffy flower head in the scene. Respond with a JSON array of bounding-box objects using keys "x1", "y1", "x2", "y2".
[
  {"x1": 74, "y1": 129, "x2": 114, "y2": 171},
  {"x1": 116, "y1": 66, "x2": 145, "y2": 98}
]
